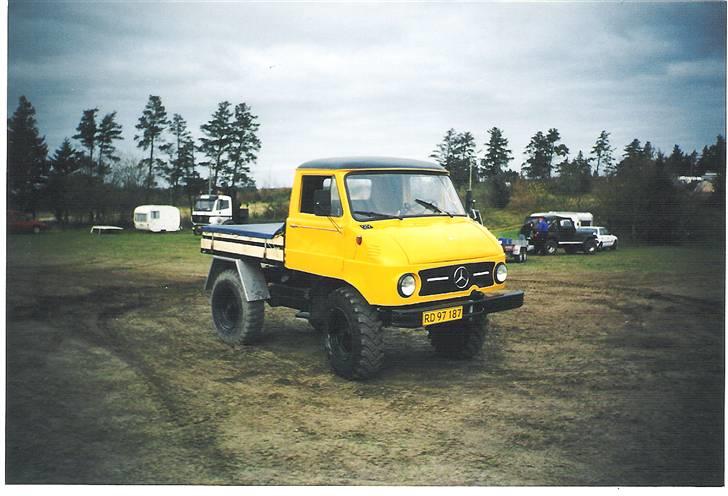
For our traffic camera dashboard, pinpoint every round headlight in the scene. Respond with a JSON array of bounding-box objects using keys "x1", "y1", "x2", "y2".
[
  {"x1": 494, "y1": 263, "x2": 508, "y2": 284},
  {"x1": 398, "y1": 273, "x2": 416, "y2": 297}
]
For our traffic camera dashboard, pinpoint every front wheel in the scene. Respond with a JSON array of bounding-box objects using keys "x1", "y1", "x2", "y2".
[
  {"x1": 610, "y1": 240, "x2": 618, "y2": 251},
  {"x1": 210, "y1": 270, "x2": 265, "y2": 345},
  {"x1": 427, "y1": 314, "x2": 488, "y2": 358},
  {"x1": 324, "y1": 286, "x2": 384, "y2": 380}
]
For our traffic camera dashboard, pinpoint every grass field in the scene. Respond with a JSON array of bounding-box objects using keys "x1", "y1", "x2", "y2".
[
  {"x1": 12, "y1": 226, "x2": 721, "y2": 276},
  {"x1": 5, "y1": 227, "x2": 725, "y2": 485}
]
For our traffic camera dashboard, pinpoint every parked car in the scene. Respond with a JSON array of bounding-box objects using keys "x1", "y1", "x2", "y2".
[
  {"x1": 520, "y1": 215, "x2": 599, "y2": 255},
  {"x1": 8, "y1": 210, "x2": 48, "y2": 234},
  {"x1": 526, "y1": 211, "x2": 593, "y2": 228},
  {"x1": 578, "y1": 226, "x2": 618, "y2": 251}
]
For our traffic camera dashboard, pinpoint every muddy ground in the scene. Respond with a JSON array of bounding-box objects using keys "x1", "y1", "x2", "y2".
[{"x1": 5, "y1": 247, "x2": 724, "y2": 485}]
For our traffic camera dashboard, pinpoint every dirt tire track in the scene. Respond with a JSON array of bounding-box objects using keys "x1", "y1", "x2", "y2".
[{"x1": 9, "y1": 275, "x2": 243, "y2": 481}]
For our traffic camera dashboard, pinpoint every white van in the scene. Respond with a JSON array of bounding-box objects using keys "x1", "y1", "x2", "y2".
[
  {"x1": 133, "y1": 205, "x2": 182, "y2": 232},
  {"x1": 529, "y1": 211, "x2": 593, "y2": 228}
]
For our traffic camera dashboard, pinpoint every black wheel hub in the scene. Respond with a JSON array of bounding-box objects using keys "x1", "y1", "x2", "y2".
[{"x1": 214, "y1": 283, "x2": 241, "y2": 335}]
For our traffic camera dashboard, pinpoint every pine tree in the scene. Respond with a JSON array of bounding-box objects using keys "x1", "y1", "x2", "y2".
[
  {"x1": 430, "y1": 128, "x2": 458, "y2": 171},
  {"x1": 134, "y1": 95, "x2": 169, "y2": 189},
  {"x1": 522, "y1": 128, "x2": 568, "y2": 179},
  {"x1": 225, "y1": 102, "x2": 261, "y2": 189},
  {"x1": 73, "y1": 108, "x2": 98, "y2": 173},
  {"x1": 590, "y1": 130, "x2": 614, "y2": 176},
  {"x1": 199, "y1": 101, "x2": 233, "y2": 190},
  {"x1": 643, "y1": 141, "x2": 655, "y2": 160},
  {"x1": 7, "y1": 96, "x2": 48, "y2": 214},
  {"x1": 179, "y1": 138, "x2": 202, "y2": 209},
  {"x1": 49, "y1": 138, "x2": 80, "y2": 176},
  {"x1": 159, "y1": 113, "x2": 192, "y2": 199},
  {"x1": 480, "y1": 127, "x2": 512, "y2": 179},
  {"x1": 522, "y1": 131, "x2": 549, "y2": 179},
  {"x1": 48, "y1": 139, "x2": 82, "y2": 223},
  {"x1": 558, "y1": 150, "x2": 591, "y2": 194},
  {"x1": 452, "y1": 131, "x2": 477, "y2": 187},
  {"x1": 97, "y1": 111, "x2": 123, "y2": 179},
  {"x1": 614, "y1": 139, "x2": 644, "y2": 175},
  {"x1": 696, "y1": 135, "x2": 726, "y2": 176}
]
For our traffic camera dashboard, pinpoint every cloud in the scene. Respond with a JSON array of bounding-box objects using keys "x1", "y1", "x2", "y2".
[{"x1": 8, "y1": 1, "x2": 726, "y2": 186}]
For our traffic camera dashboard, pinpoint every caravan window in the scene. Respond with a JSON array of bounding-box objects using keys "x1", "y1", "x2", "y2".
[
  {"x1": 151, "y1": 211, "x2": 160, "y2": 220},
  {"x1": 135, "y1": 213, "x2": 147, "y2": 222}
]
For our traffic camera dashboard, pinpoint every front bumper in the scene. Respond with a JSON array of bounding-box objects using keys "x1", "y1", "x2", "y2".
[{"x1": 377, "y1": 289, "x2": 524, "y2": 328}]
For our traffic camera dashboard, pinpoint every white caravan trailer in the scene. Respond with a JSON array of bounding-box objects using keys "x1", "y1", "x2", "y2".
[
  {"x1": 529, "y1": 211, "x2": 593, "y2": 227},
  {"x1": 133, "y1": 205, "x2": 182, "y2": 232}
]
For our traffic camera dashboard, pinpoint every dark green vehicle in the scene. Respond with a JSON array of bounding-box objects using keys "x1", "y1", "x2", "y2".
[{"x1": 520, "y1": 215, "x2": 599, "y2": 255}]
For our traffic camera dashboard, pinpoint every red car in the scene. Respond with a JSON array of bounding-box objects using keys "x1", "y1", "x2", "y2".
[{"x1": 8, "y1": 210, "x2": 49, "y2": 234}]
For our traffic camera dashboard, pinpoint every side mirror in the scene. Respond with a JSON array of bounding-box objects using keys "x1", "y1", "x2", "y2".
[{"x1": 313, "y1": 189, "x2": 332, "y2": 216}]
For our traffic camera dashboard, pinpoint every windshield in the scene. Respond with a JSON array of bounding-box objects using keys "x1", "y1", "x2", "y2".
[
  {"x1": 194, "y1": 199, "x2": 216, "y2": 212},
  {"x1": 345, "y1": 172, "x2": 466, "y2": 221}
]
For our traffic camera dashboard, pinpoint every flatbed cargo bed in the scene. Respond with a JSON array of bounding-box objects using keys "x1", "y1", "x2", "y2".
[{"x1": 200, "y1": 223, "x2": 285, "y2": 263}]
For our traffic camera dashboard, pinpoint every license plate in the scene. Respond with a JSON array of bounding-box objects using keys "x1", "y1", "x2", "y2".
[{"x1": 422, "y1": 306, "x2": 463, "y2": 326}]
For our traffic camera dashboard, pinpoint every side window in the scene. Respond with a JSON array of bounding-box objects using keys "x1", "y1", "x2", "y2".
[
  {"x1": 559, "y1": 219, "x2": 574, "y2": 228},
  {"x1": 218, "y1": 199, "x2": 229, "y2": 211},
  {"x1": 300, "y1": 175, "x2": 342, "y2": 216},
  {"x1": 151, "y1": 211, "x2": 160, "y2": 220}
]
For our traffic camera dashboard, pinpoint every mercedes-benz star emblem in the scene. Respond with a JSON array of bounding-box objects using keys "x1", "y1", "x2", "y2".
[{"x1": 453, "y1": 266, "x2": 470, "y2": 289}]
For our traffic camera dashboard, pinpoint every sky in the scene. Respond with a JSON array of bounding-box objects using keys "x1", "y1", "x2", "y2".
[{"x1": 7, "y1": 1, "x2": 727, "y2": 187}]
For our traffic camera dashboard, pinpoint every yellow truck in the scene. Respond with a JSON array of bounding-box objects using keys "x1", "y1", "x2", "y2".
[{"x1": 201, "y1": 157, "x2": 524, "y2": 379}]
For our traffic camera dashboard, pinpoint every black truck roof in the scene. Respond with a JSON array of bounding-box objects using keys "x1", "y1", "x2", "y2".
[{"x1": 297, "y1": 156, "x2": 445, "y2": 171}]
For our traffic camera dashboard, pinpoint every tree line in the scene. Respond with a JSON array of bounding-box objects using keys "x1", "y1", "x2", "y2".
[
  {"x1": 7, "y1": 95, "x2": 261, "y2": 224},
  {"x1": 430, "y1": 125, "x2": 725, "y2": 243}
]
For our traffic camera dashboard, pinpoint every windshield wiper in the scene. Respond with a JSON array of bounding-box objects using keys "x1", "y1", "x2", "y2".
[
  {"x1": 415, "y1": 198, "x2": 453, "y2": 217},
  {"x1": 353, "y1": 210, "x2": 402, "y2": 220}
]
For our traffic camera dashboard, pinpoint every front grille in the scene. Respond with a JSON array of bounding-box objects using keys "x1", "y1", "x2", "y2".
[
  {"x1": 192, "y1": 214, "x2": 210, "y2": 224},
  {"x1": 418, "y1": 262, "x2": 495, "y2": 296}
]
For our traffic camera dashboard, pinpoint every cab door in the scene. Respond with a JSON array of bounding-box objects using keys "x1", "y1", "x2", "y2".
[
  {"x1": 558, "y1": 218, "x2": 577, "y2": 243},
  {"x1": 285, "y1": 174, "x2": 347, "y2": 277}
]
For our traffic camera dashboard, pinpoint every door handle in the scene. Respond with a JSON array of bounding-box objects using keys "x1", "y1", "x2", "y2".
[{"x1": 289, "y1": 224, "x2": 298, "y2": 228}]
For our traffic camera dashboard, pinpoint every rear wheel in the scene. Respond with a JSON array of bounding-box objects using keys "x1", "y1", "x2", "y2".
[
  {"x1": 210, "y1": 270, "x2": 265, "y2": 345},
  {"x1": 427, "y1": 314, "x2": 488, "y2": 358},
  {"x1": 583, "y1": 239, "x2": 597, "y2": 255},
  {"x1": 544, "y1": 240, "x2": 558, "y2": 255},
  {"x1": 324, "y1": 286, "x2": 383, "y2": 380}
]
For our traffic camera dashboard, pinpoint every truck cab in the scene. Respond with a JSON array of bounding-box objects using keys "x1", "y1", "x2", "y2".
[
  {"x1": 201, "y1": 157, "x2": 524, "y2": 379},
  {"x1": 192, "y1": 194, "x2": 234, "y2": 234}
]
